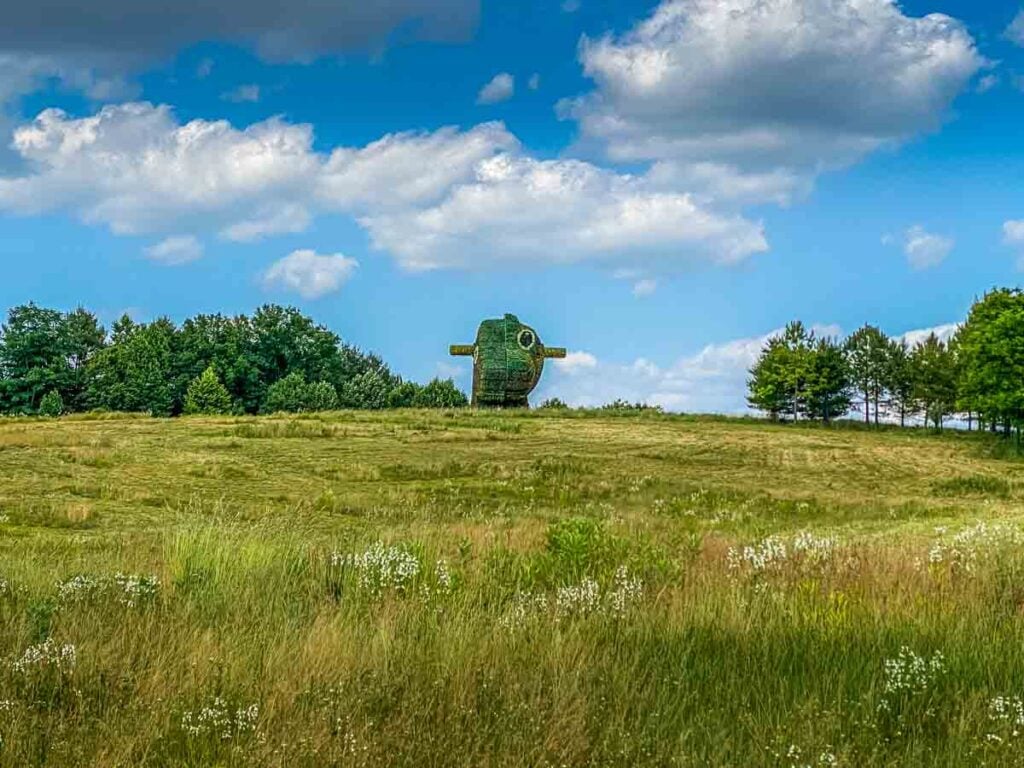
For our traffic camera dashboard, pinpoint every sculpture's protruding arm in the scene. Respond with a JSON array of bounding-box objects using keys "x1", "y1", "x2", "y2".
[
  {"x1": 450, "y1": 345, "x2": 476, "y2": 356},
  {"x1": 543, "y1": 347, "x2": 567, "y2": 359}
]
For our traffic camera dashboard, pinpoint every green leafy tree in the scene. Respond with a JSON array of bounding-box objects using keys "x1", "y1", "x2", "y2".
[
  {"x1": 805, "y1": 337, "x2": 852, "y2": 423},
  {"x1": 86, "y1": 316, "x2": 175, "y2": 415},
  {"x1": 747, "y1": 322, "x2": 813, "y2": 421},
  {"x1": 845, "y1": 324, "x2": 890, "y2": 425},
  {"x1": 38, "y1": 389, "x2": 65, "y2": 417},
  {"x1": 173, "y1": 313, "x2": 260, "y2": 414},
  {"x1": 911, "y1": 333, "x2": 958, "y2": 430},
  {"x1": 262, "y1": 371, "x2": 310, "y2": 413},
  {"x1": 747, "y1": 336, "x2": 790, "y2": 420},
  {"x1": 884, "y1": 338, "x2": 917, "y2": 428},
  {"x1": 339, "y1": 370, "x2": 390, "y2": 410},
  {"x1": 62, "y1": 307, "x2": 107, "y2": 411},
  {"x1": 305, "y1": 381, "x2": 339, "y2": 412},
  {"x1": 0, "y1": 304, "x2": 105, "y2": 413},
  {"x1": 956, "y1": 289, "x2": 1024, "y2": 437},
  {"x1": 386, "y1": 381, "x2": 422, "y2": 408},
  {"x1": 183, "y1": 366, "x2": 233, "y2": 415},
  {"x1": 412, "y1": 378, "x2": 469, "y2": 409},
  {"x1": 0, "y1": 304, "x2": 65, "y2": 413}
]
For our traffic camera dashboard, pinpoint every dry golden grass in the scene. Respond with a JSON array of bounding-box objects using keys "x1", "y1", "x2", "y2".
[{"x1": 1, "y1": 410, "x2": 1023, "y2": 766}]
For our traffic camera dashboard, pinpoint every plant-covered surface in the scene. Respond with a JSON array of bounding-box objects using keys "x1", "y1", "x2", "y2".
[{"x1": 2, "y1": 410, "x2": 1024, "y2": 764}]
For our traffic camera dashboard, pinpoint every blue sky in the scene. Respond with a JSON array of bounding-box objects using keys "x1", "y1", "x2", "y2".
[{"x1": 1, "y1": 0, "x2": 1023, "y2": 410}]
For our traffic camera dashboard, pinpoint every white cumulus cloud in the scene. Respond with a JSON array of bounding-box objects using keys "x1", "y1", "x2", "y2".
[
  {"x1": 144, "y1": 235, "x2": 203, "y2": 265},
  {"x1": 0, "y1": 102, "x2": 768, "y2": 277},
  {"x1": 359, "y1": 153, "x2": 768, "y2": 270},
  {"x1": 0, "y1": 104, "x2": 318, "y2": 235},
  {"x1": 261, "y1": 249, "x2": 359, "y2": 299},
  {"x1": 562, "y1": 0, "x2": 983, "y2": 204},
  {"x1": 477, "y1": 72, "x2": 515, "y2": 104},
  {"x1": 903, "y1": 225, "x2": 954, "y2": 270},
  {"x1": 318, "y1": 122, "x2": 517, "y2": 210}
]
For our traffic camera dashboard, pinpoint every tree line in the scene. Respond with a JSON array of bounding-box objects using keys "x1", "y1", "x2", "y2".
[
  {"x1": 0, "y1": 303, "x2": 468, "y2": 416},
  {"x1": 748, "y1": 288, "x2": 1024, "y2": 437}
]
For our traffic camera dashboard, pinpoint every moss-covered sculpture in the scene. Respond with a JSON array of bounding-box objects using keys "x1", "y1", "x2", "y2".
[{"x1": 450, "y1": 314, "x2": 566, "y2": 407}]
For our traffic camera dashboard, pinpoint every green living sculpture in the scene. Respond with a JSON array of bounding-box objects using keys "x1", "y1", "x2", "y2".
[{"x1": 450, "y1": 314, "x2": 566, "y2": 408}]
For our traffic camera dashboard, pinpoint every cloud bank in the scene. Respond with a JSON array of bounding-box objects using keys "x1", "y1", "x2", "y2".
[
  {"x1": 0, "y1": 103, "x2": 768, "y2": 273},
  {"x1": 562, "y1": 0, "x2": 983, "y2": 204}
]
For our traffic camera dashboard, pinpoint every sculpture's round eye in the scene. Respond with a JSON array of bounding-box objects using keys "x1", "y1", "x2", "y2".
[{"x1": 517, "y1": 329, "x2": 536, "y2": 350}]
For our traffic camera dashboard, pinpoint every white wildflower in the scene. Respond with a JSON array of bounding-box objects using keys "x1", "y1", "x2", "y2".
[
  {"x1": 113, "y1": 573, "x2": 160, "y2": 607},
  {"x1": 879, "y1": 647, "x2": 945, "y2": 711},
  {"x1": 607, "y1": 565, "x2": 643, "y2": 616},
  {"x1": 56, "y1": 573, "x2": 159, "y2": 607},
  {"x1": 989, "y1": 695, "x2": 1024, "y2": 727},
  {"x1": 499, "y1": 592, "x2": 549, "y2": 630},
  {"x1": 927, "y1": 523, "x2": 1024, "y2": 573},
  {"x1": 502, "y1": 567, "x2": 644, "y2": 628},
  {"x1": 728, "y1": 531, "x2": 839, "y2": 576},
  {"x1": 57, "y1": 574, "x2": 102, "y2": 603},
  {"x1": 182, "y1": 697, "x2": 259, "y2": 741},
  {"x1": 11, "y1": 638, "x2": 76, "y2": 675},
  {"x1": 330, "y1": 543, "x2": 422, "y2": 595},
  {"x1": 555, "y1": 578, "x2": 601, "y2": 618}
]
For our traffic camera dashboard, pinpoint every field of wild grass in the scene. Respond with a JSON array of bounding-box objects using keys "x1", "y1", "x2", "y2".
[{"x1": 2, "y1": 409, "x2": 1024, "y2": 766}]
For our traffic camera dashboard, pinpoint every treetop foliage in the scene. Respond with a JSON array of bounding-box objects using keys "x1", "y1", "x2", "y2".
[
  {"x1": 748, "y1": 288, "x2": 1024, "y2": 437},
  {"x1": 0, "y1": 303, "x2": 468, "y2": 416}
]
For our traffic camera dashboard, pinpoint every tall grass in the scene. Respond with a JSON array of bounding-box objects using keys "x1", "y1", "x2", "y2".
[{"x1": 1, "y1": 412, "x2": 1024, "y2": 765}]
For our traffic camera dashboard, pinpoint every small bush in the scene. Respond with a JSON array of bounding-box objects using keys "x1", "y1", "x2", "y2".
[
  {"x1": 183, "y1": 366, "x2": 232, "y2": 415},
  {"x1": 412, "y1": 378, "x2": 469, "y2": 409},
  {"x1": 262, "y1": 372, "x2": 310, "y2": 413},
  {"x1": 600, "y1": 398, "x2": 664, "y2": 413},
  {"x1": 304, "y1": 381, "x2": 339, "y2": 412},
  {"x1": 538, "y1": 397, "x2": 570, "y2": 410},
  {"x1": 339, "y1": 370, "x2": 390, "y2": 410},
  {"x1": 545, "y1": 518, "x2": 612, "y2": 579},
  {"x1": 387, "y1": 381, "x2": 422, "y2": 408},
  {"x1": 38, "y1": 390, "x2": 65, "y2": 417}
]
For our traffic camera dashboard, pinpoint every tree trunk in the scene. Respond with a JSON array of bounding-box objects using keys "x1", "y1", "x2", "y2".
[{"x1": 864, "y1": 389, "x2": 869, "y2": 424}]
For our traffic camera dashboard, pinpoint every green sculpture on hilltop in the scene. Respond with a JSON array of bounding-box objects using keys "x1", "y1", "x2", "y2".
[{"x1": 450, "y1": 314, "x2": 566, "y2": 407}]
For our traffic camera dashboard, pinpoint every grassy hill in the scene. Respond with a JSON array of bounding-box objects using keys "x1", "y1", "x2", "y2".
[{"x1": 2, "y1": 410, "x2": 1024, "y2": 765}]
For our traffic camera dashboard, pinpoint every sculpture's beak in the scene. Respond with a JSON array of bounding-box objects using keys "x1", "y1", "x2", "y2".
[
  {"x1": 543, "y1": 347, "x2": 567, "y2": 359},
  {"x1": 450, "y1": 345, "x2": 476, "y2": 356}
]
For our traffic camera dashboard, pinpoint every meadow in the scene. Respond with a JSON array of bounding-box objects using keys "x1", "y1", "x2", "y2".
[{"x1": 2, "y1": 409, "x2": 1024, "y2": 766}]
